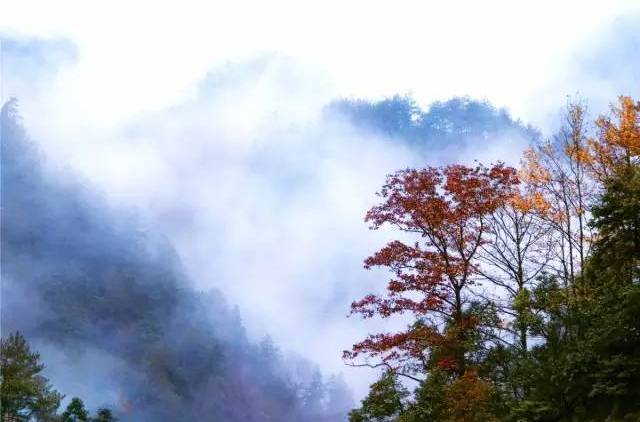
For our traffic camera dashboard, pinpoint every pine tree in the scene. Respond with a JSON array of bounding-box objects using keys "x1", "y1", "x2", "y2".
[
  {"x1": 61, "y1": 397, "x2": 89, "y2": 422},
  {"x1": 0, "y1": 332, "x2": 63, "y2": 421}
]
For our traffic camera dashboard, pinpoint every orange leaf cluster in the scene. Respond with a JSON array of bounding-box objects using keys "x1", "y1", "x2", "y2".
[
  {"x1": 588, "y1": 96, "x2": 640, "y2": 180},
  {"x1": 443, "y1": 370, "x2": 497, "y2": 422}
]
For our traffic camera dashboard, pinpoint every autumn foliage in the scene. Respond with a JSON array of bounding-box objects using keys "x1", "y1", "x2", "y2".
[
  {"x1": 344, "y1": 164, "x2": 518, "y2": 375},
  {"x1": 348, "y1": 95, "x2": 640, "y2": 421},
  {"x1": 589, "y1": 96, "x2": 640, "y2": 180}
]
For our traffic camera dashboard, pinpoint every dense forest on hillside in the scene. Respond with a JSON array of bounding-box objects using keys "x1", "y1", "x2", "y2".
[
  {"x1": 0, "y1": 99, "x2": 353, "y2": 421},
  {"x1": 345, "y1": 96, "x2": 640, "y2": 421}
]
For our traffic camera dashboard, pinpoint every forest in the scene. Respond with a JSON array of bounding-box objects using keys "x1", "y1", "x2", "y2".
[
  {"x1": 2, "y1": 1, "x2": 639, "y2": 420},
  {"x1": 0, "y1": 98, "x2": 353, "y2": 421},
  {"x1": 1, "y1": 90, "x2": 638, "y2": 421},
  {"x1": 345, "y1": 96, "x2": 640, "y2": 421}
]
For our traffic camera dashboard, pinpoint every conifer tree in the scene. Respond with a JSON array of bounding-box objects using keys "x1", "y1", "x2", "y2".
[{"x1": 0, "y1": 332, "x2": 63, "y2": 421}]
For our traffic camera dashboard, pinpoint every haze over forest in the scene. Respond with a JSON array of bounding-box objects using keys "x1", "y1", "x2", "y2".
[{"x1": 1, "y1": 2, "x2": 639, "y2": 421}]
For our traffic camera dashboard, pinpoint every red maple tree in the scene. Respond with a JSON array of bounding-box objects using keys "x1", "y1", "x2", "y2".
[{"x1": 344, "y1": 163, "x2": 518, "y2": 378}]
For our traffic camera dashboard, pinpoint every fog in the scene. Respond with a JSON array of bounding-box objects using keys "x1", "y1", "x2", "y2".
[{"x1": 1, "y1": 4, "x2": 639, "y2": 419}]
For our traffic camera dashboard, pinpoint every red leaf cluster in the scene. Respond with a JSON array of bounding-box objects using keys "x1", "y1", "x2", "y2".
[{"x1": 347, "y1": 163, "x2": 518, "y2": 372}]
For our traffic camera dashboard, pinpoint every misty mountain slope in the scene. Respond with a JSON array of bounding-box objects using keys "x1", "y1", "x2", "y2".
[
  {"x1": 0, "y1": 99, "x2": 350, "y2": 421},
  {"x1": 326, "y1": 95, "x2": 540, "y2": 148}
]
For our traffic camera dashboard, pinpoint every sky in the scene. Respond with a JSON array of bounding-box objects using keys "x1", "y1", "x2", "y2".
[
  {"x1": 2, "y1": 0, "x2": 639, "y2": 398},
  {"x1": 2, "y1": 0, "x2": 639, "y2": 126}
]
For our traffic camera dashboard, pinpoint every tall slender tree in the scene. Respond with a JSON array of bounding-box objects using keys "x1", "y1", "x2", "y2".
[
  {"x1": 478, "y1": 190, "x2": 553, "y2": 353},
  {"x1": 520, "y1": 101, "x2": 594, "y2": 290}
]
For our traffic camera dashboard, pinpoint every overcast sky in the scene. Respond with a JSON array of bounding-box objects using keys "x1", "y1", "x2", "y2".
[
  {"x1": 2, "y1": 1, "x2": 639, "y2": 398},
  {"x1": 2, "y1": 1, "x2": 639, "y2": 126}
]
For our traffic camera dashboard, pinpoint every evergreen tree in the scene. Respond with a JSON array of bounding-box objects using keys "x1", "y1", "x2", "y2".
[
  {"x1": 61, "y1": 398, "x2": 89, "y2": 422},
  {"x1": 588, "y1": 165, "x2": 640, "y2": 284},
  {"x1": 349, "y1": 372, "x2": 409, "y2": 422},
  {"x1": 0, "y1": 332, "x2": 63, "y2": 421}
]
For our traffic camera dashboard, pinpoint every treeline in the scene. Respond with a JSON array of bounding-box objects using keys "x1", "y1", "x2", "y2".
[
  {"x1": 346, "y1": 96, "x2": 640, "y2": 421},
  {"x1": 0, "y1": 331, "x2": 351, "y2": 422},
  {"x1": 327, "y1": 95, "x2": 539, "y2": 148}
]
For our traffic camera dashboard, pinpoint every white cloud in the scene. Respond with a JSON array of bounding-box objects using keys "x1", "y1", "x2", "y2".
[{"x1": 3, "y1": 1, "x2": 638, "y2": 126}]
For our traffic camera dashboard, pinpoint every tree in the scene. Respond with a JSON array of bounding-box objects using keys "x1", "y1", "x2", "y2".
[
  {"x1": 587, "y1": 96, "x2": 640, "y2": 182},
  {"x1": 395, "y1": 368, "x2": 498, "y2": 422},
  {"x1": 0, "y1": 332, "x2": 63, "y2": 421},
  {"x1": 489, "y1": 95, "x2": 640, "y2": 420},
  {"x1": 93, "y1": 408, "x2": 117, "y2": 422},
  {"x1": 344, "y1": 163, "x2": 518, "y2": 378},
  {"x1": 61, "y1": 398, "x2": 89, "y2": 422},
  {"x1": 346, "y1": 94, "x2": 640, "y2": 421},
  {"x1": 588, "y1": 165, "x2": 640, "y2": 283},
  {"x1": 503, "y1": 168, "x2": 640, "y2": 421},
  {"x1": 349, "y1": 371, "x2": 409, "y2": 422},
  {"x1": 479, "y1": 190, "x2": 553, "y2": 353},
  {"x1": 571, "y1": 129, "x2": 640, "y2": 419},
  {"x1": 520, "y1": 100, "x2": 594, "y2": 289},
  {"x1": 586, "y1": 95, "x2": 640, "y2": 284}
]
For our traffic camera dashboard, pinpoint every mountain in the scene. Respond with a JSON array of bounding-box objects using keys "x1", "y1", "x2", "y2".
[{"x1": 0, "y1": 98, "x2": 351, "y2": 421}]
